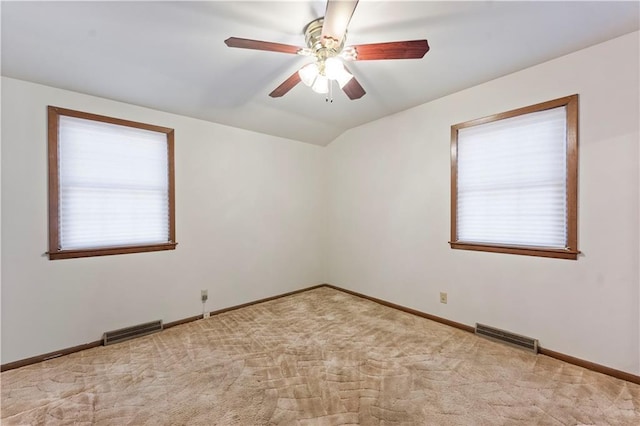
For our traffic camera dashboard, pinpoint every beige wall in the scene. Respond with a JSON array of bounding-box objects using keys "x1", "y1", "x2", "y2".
[
  {"x1": 326, "y1": 32, "x2": 640, "y2": 374},
  {"x1": 1, "y1": 77, "x2": 327, "y2": 363}
]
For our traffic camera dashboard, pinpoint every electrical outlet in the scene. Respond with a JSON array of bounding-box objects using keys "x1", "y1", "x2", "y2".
[
  {"x1": 440, "y1": 292, "x2": 448, "y2": 304},
  {"x1": 201, "y1": 289, "x2": 208, "y2": 303}
]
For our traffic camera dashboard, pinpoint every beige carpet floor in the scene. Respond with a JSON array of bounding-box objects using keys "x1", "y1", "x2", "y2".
[{"x1": 1, "y1": 287, "x2": 639, "y2": 425}]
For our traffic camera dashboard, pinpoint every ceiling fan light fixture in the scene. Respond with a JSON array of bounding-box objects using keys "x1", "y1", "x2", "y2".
[
  {"x1": 299, "y1": 62, "x2": 319, "y2": 87},
  {"x1": 311, "y1": 75, "x2": 329, "y2": 94},
  {"x1": 325, "y1": 56, "x2": 353, "y2": 88},
  {"x1": 324, "y1": 57, "x2": 343, "y2": 80}
]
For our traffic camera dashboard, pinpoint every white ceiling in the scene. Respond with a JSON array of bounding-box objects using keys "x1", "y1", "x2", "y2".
[{"x1": 2, "y1": 1, "x2": 638, "y2": 146}]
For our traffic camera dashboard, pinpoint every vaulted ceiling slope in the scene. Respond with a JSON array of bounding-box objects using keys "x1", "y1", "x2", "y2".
[{"x1": 2, "y1": 1, "x2": 638, "y2": 146}]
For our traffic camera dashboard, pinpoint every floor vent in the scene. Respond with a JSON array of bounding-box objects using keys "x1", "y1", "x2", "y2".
[
  {"x1": 103, "y1": 320, "x2": 163, "y2": 346},
  {"x1": 475, "y1": 323, "x2": 538, "y2": 353}
]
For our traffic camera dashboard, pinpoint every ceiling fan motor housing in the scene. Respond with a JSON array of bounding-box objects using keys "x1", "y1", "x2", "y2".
[{"x1": 304, "y1": 18, "x2": 345, "y2": 60}]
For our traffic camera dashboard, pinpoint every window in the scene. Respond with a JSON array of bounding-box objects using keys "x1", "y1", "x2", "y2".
[
  {"x1": 450, "y1": 95, "x2": 578, "y2": 260},
  {"x1": 48, "y1": 106, "x2": 176, "y2": 260}
]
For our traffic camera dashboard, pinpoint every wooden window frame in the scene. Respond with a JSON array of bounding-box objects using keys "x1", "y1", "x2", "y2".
[
  {"x1": 450, "y1": 95, "x2": 579, "y2": 260},
  {"x1": 48, "y1": 106, "x2": 177, "y2": 260}
]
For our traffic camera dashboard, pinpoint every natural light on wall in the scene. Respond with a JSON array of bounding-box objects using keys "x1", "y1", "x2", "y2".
[
  {"x1": 456, "y1": 107, "x2": 568, "y2": 248},
  {"x1": 57, "y1": 116, "x2": 170, "y2": 250}
]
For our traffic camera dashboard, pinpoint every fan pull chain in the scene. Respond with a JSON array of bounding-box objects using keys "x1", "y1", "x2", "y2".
[{"x1": 326, "y1": 81, "x2": 334, "y2": 103}]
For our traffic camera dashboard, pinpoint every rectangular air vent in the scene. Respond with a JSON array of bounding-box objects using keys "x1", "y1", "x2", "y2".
[
  {"x1": 475, "y1": 323, "x2": 538, "y2": 353},
  {"x1": 103, "y1": 320, "x2": 163, "y2": 346}
]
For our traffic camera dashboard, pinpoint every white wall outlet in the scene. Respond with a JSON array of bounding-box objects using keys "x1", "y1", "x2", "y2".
[
  {"x1": 440, "y1": 292, "x2": 448, "y2": 304},
  {"x1": 201, "y1": 289, "x2": 208, "y2": 303}
]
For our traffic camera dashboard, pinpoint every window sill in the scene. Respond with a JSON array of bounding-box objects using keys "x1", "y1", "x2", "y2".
[
  {"x1": 48, "y1": 242, "x2": 177, "y2": 260},
  {"x1": 449, "y1": 241, "x2": 579, "y2": 260}
]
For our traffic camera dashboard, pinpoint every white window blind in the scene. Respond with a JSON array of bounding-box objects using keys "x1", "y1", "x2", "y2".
[
  {"x1": 58, "y1": 116, "x2": 170, "y2": 250},
  {"x1": 456, "y1": 106, "x2": 568, "y2": 248}
]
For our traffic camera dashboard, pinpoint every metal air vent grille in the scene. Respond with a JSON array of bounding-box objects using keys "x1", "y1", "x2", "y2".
[
  {"x1": 476, "y1": 323, "x2": 538, "y2": 353},
  {"x1": 103, "y1": 320, "x2": 163, "y2": 346}
]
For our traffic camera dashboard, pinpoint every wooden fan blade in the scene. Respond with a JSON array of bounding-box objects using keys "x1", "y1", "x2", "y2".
[
  {"x1": 321, "y1": 0, "x2": 359, "y2": 47},
  {"x1": 352, "y1": 40, "x2": 429, "y2": 60},
  {"x1": 269, "y1": 71, "x2": 302, "y2": 98},
  {"x1": 340, "y1": 64, "x2": 365, "y2": 100},
  {"x1": 341, "y1": 75, "x2": 365, "y2": 100},
  {"x1": 224, "y1": 37, "x2": 303, "y2": 55}
]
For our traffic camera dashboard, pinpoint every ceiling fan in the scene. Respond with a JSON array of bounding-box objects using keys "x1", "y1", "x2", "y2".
[{"x1": 224, "y1": 0, "x2": 429, "y2": 101}]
